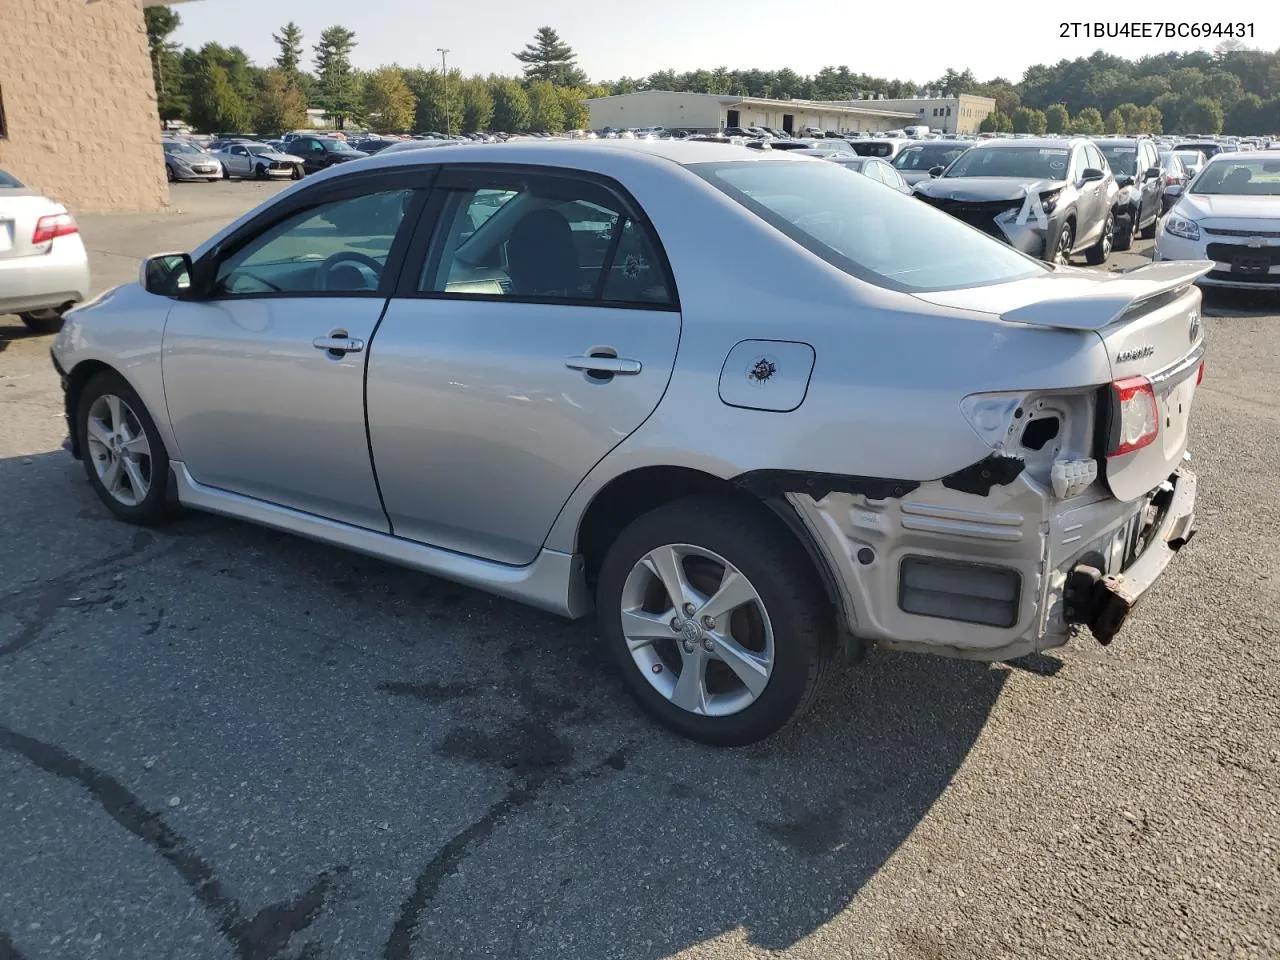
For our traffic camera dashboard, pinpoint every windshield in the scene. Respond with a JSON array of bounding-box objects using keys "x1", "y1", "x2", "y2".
[
  {"x1": 691, "y1": 160, "x2": 1046, "y2": 293},
  {"x1": 893, "y1": 143, "x2": 968, "y2": 171},
  {"x1": 1098, "y1": 144, "x2": 1139, "y2": 176},
  {"x1": 829, "y1": 157, "x2": 867, "y2": 171},
  {"x1": 163, "y1": 141, "x2": 203, "y2": 155},
  {"x1": 246, "y1": 144, "x2": 276, "y2": 155},
  {"x1": 321, "y1": 139, "x2": 357, "y2": 152},
  {"x1": 0, "y1": 169, "x2": 24, "y2": 188},
  {"x1": 1176, "y1": 151, "x2": 1206, "y2": 167},
  {"x1": 944, "y1": 146, "x2": 1070, "y2": 179},
  {"x1": 1191, "y1": 158, "x2": 1280, "y2": 196}
]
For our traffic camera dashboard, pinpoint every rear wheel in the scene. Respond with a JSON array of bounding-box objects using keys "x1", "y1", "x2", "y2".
[
  {"x1": 165, "y1": 164, "x2": 175, "y2": 182},
  {"x1": 596, "y1": 496, "x2": 835, "y2": 746},
  {"x1": 76, "y1": 371, "x2": 172, "y2": 525},
  {"x1": 19, "y1": 308, "x2": 67, "y2": 334},
  {"x1": 1085, "y1": 212, "x2": 1114, "y2": 266},
  {"x1": 1139, "y1": 213, "x2": 1158, "y2": 240}
]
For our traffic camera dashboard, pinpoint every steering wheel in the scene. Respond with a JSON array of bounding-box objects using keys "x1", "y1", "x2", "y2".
[{"x1": 315, "y1": 251, "x2": 384, "y2": 292}]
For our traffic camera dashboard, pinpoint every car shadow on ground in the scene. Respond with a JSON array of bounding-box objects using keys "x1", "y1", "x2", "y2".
[
  {"x1": 0, "y1": 315, "x2": 45, "y2": 353},
  {"x1": 0, "y1": 449, "x2": 1010, "y2": 959}
]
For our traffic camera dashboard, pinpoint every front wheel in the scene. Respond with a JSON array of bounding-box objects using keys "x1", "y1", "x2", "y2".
[
  {"x1": 76, "y1": 371, "x2": 173, "y2": 525},
  {"x1": 255, "y1": 164, "x2": 267, "y2": 180},
  {"x1": 1052, "y1": 220, "x2": 1075, "y2": 265},
  {"x1": 596, "y1": 496, "x2": 835, "y2": 746},
  {"x1": 291, "y1": 164, "x2": 303, "y2": 180},
  {"x1": 1139, "y1": 213, "x2": 1158, "y2": 240},
  {"x1": 1113, "y1": 210, "x2": 1134, "y2": 252},
  {"x1": 1085, "y1": 212, "x2": 1114, "y2": 266}
]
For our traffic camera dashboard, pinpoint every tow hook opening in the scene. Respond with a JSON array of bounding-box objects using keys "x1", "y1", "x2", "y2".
[{"x1": 1063, "y1": 564, "x2": 1134, "y2": 646}]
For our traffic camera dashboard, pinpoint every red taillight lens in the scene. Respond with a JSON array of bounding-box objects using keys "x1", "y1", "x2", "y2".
[
  {"x1": 1196, "y1": 361, "x2": 1205, "y2": 385},
  {"x1": 1107, "y1": 376, "x2": 1159, "y2": 458},
  {"x1": 1165, "y1": 174, "x2": 1177, "y2": 185},
  {"x1": 32, "y1": 212, "x2": 78, "y2": 245}
]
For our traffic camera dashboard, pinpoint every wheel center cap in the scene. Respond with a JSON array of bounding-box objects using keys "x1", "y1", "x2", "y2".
[{"x1": 680, "y1": 619, "x2": 703, "y2": 644}]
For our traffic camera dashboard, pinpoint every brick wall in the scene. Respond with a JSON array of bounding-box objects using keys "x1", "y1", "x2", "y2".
[{"x1": 0, "y1": 0, "x2": 170, "y2": 212}]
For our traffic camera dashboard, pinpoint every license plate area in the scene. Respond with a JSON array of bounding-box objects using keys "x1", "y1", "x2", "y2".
[
  {"x1": 1232, "y1": 253, "x2": 1271, "y2": 275},
  {"x1": 0, "y1": 220, "x2": 12, "y2": 253}
]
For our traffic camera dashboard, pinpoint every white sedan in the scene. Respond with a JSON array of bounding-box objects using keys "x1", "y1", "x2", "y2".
[
  {"x1": 0, "y1": 168, "x2": 90, "y2": 333},
  {"x1": 215, "y1": 142, "x2": 304, "y2": 180},
  {"x1": 1155, "y1": 151, "x2": 1280, "y2": 289},
  {"x1": 52, "y1": 142, "x2": 1204, "y2": 744}
]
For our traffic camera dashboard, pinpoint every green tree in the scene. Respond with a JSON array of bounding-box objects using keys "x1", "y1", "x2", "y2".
[
  {"x1": 363, "y1": 67, "x2": 416, "y2": 133},
  {"x1": 1012, "y1": 106, "x2": 1046, "y2": 134},
  {"x1": 272, "y1": 22, "x2": 304, "y2": 79},
  {"x1": 314, "y1": 26, "x2": 360, "y2": 128},
  {"x1": 143, "y1": 5, "x2": 186, "y2": 122},
  {"x1": 1182, "y1": 96, "x2": 1224, "y2": 134},
  {"x1": 514, "y1": 27, "x2": 587, "y2": 87},
  {"x1": 927, "y1": 67, "x2": 978, "y2": 96},
  {"x1": 527, "y1": 79, "x2": 565, "y2": 132},
  {"x1": 1045, "y1": 103, "x2": 1070, "y2": 133},
  {"x1": 978, "y1": 110, "x2": 1012, "y2": 133},
  {"x1": 489, "y1": 76, "x2": 531, "y2": 132},
  {"x1": 187, "y1": 56, "x2": 249, "y2": 133},
  {"x1": 1070, "y1": 106, "x2": 1105, "y2": 134},
  {"x1": 402, "y1": 69, "x2": 462, "y2": 134},
  {"x1": 1137, "y1": 105, "x2": 1163, "y2": 134},
  {"x1": 1105, "y1": 108, "x2": 1124, "y2": 133},
  {"x1": 253, "y1": 68, "x2": 308, "y2": 135},
  {"x1": 460, "y1": 78, "x2": 495, "y2": 133},
  {"x1": 555, "y1": 85, "x2": 589, "y2": 130}
]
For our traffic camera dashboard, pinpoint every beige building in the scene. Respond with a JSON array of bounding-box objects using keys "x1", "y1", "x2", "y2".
[
  {"x1": 585, "y1": 90, "x2": 917, "y2": 136},
  {"x1": 819, "y1": 95, "x2": 997, "y2": 136},
  {"x1": 0, "y1": 0, "x2": 171, "y2": 212}
]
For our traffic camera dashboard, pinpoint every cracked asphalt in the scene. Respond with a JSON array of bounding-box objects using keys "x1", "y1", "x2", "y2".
[{"x1": 1, "y1": 181, "x2": 1278, "y2": 960}]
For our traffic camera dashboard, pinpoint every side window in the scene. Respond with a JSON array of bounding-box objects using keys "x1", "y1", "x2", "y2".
[
  {"x1": 884, "y1": 165, "x2": 906, "y2": 189},
  {"x1": 213, "y1": 188, "x2": 414, "y2": 297},
  {"x1": 1085, "y1": 143, "x2": 1106, "y2": 173},
  {"x1": 420, "y1": 174, "x2": 673, "y2": 307},
  {"x1": 1067, "y1": 147, "x2": 1085, "y2": 182}
]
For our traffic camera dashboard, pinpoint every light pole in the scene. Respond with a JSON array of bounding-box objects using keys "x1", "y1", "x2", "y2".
[{"x1": 437, "y1": 47, "x2": 451, "y2": 136}]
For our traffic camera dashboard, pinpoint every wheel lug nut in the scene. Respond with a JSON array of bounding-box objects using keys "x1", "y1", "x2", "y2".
[
  {"x1": 702, "y1": 637, "x2": 714, "y2": 652},
  {"x1": 682, "y1": 603, "x2": 696, "y2": 616},
  {"x1": 702, "y1": 616, "x2": 715, "y2": 629},
  {"x1": 669, "y1": 617, "x2": 681, "y2": 632}
]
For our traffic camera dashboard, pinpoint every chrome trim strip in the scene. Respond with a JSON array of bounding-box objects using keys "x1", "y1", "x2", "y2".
[{"x1": 1148, "y1": 340, "x2": 1206, "y2": 389}]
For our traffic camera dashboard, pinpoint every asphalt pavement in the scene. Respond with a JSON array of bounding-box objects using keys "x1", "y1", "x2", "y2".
[{"x1": 0, "y1": 181, "x2": 1277, "y2": 960}]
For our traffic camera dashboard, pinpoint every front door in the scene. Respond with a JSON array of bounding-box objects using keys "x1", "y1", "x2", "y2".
[
  {"x1": 782, "y1": 114, "x2": 794, "y2": 134},
  {"x1": 726, "y1": 110, "x2": 740, "y2": 129},
  {"x1": 163, "y1": 177, "x2": 425, "y2": 529},
  {"x1": 366, "y1": 167, "x2": 682, "y2": 565}
]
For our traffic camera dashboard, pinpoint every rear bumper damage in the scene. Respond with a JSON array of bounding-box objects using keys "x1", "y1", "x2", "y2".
[{"x1": 781, "y1": 462, "x2": 1197, "y2": 662}]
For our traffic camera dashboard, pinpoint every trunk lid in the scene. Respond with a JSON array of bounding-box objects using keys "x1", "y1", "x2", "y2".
[
  {"x1": 916, "y1": 261, "x2": 1212, "y2": 501},
  {"x1": 0, "y1": 191, "x2": 61, "y2": 260}
]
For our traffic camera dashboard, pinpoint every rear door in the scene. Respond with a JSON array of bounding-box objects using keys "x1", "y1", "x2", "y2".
[{"x1": 365, "y1": 165, "x2": 682, "y2": 565}]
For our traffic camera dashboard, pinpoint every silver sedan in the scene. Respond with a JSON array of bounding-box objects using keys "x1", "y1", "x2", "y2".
[
  {"x1": 52, "y1": 142, "x2": 1205, "y2": 744},
  {"x1": 0, "y1": 168, "x2": 90, "y2": 332},
  {"x1": 215, "y1": 142, "x2": 304, "y2": 180}
]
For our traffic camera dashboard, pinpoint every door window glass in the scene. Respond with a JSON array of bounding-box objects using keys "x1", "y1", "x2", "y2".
[
  {"x1": 213, "y1": 189, "x2": 414, "y2": 296},
  {"x1": 1067, "y1": 147, "x2": 1084, "y2": 182},
  {"x1": 420, "y1": 176, "x2": 673, "y2": 306},
  {"x1": 1084, "y1": 143, "x2": 1106, "y2": 173}
]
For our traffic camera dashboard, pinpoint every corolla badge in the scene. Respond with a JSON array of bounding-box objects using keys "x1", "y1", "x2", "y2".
[
  {"x1": 1116, "y1": 344, "x2": 1156, "y2": 363},
  {"x1": 1188, "y1": 310, "x2": 1201, "y2": 344}
]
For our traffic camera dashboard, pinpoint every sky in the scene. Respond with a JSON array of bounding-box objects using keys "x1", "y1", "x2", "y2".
[{"x1": 170, "y1": 0, "x2": 1280, "y2": 85}]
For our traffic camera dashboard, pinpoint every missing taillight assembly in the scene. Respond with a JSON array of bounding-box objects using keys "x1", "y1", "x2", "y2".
[
  {"x1": 32, "y1": 212, "x2": 78, "y2": 245},
  {"x1": 1106, "y1": 376, "x2": 1159, "y2": 458}
]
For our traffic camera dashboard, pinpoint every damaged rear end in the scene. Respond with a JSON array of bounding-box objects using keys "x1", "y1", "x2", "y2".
[{"x1": 787, "y1": 261, "x2": 1209, "y2": 661}]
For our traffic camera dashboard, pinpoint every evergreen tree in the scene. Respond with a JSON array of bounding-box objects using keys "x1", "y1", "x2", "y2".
[
  {"x1": 314, "y1": 26, "x2": 360, "y2": 128},
  {"x1": 514, "y1": 27, "x2": 587, "y2": 87}
]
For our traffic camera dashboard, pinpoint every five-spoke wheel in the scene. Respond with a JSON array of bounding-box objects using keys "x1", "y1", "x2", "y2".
[{"x1": 76, "y1": 371, "x2": 171, "y2": 524}]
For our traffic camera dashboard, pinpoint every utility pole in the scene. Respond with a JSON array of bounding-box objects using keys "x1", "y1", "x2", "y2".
[{"x1": 437, "y1": 47, "x2": 451, "y2": 136}]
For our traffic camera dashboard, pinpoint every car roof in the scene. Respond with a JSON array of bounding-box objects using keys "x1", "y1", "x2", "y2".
[
  {"x1": 970, "y1": 137, "x2": 1080, "y2": 149},
  {"x1": 1205, "y1": 150, "x2": 1278, "y2": 161},
  {"x1": 353, "y1": 139, "x2": 808, "y2": 174}
]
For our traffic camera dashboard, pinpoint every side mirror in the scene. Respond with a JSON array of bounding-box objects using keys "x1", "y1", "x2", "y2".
[
  {"x1": 928, "y1": 165, "x2": 945, "y2": 178},
  {"x1": 1144, "y1": 166, "x2": 1161, "y2": 180},
  {"x1": 1080, "y1": 167, "x2": 1105, "y2": 184},
  {"x1": 140, "y1": 253, "x2": 193, "y2": 298},
  {"x1": 1165, "y1": 184, "x2": 1184, "y2": 198},
  {"x1": 1114, "y1": 173, "x2": 1133, "y2": 187}
]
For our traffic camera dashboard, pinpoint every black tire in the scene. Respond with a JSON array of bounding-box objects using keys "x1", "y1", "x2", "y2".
[
  {"x1": 1112, "y1": 212, "x2": 1134, "y2": 252},
  {"x1": 255, "y1": 164, "x2": 267, "y2": 180},
  {"x1": 1052, "y1": 219, "x2": 1075, "y2": 265},
  {"x1": 1085, "y1": 212, "x2": 1114, "y2": 266},
  {"x1": 596, "y1": 496, "x2": 835, "y2": 746},
  {"x1": 222, "y1": 164, "x2": 231, "y2": 180},
  {"x1": 1139, "y1": 214, "x2": 1158, "y2": 240},
  {"x1": 75, "y1": 370, "x2": 173, "y2": 526},
  {"x1": 165, "y1": 164, "x2": 175, "y2": 183},
  {"x1": 291, "y1": 164, "x2": 303, "y2": 180},
  {"x1": 19, "y1": 308, "x2": 66, "y2": 334}
]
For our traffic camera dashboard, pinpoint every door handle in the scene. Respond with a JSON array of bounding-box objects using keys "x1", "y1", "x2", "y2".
[
  {"x1": 565, "y1": 355, "x2": 642, "y2": 376},
  {"x1": 313, "y1": 336, "x2": 365, "y2": 355}
]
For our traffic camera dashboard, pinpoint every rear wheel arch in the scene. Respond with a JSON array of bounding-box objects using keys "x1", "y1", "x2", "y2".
[{"x1": 574, "y1": 465, "x2": 852, "y2": 649}]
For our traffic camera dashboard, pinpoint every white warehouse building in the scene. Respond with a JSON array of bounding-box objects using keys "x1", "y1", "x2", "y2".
[{"x1": 585, "y1": 90, "x2": 918, "y2": 135}]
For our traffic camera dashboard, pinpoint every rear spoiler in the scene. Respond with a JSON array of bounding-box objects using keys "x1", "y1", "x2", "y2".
[{"x1": 1000, "y1": 261, "x2": 1214, "y2": 331}]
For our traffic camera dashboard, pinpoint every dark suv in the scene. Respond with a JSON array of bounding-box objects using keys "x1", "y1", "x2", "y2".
[
  {"x1": 913, "y1": 137, "x2": 1119, "y2": 265},
  {"x1": 1095, "y1": 137, "x2": 1164, "y2": 250}
]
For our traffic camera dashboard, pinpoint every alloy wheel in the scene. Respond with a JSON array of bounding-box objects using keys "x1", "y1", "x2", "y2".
[
  {"x1": 1101, "y1": 215, "x2": 1114, "y2": 259},
  {"x1": 619, "y1": 543, "x2": 775, "y2": 717},
  {"x1": 85, "y1": 394, "x2": 152, "y2": 506},
  {"x1": 1054, "y1": 224, "x2": 1074, "y2": 265}
]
